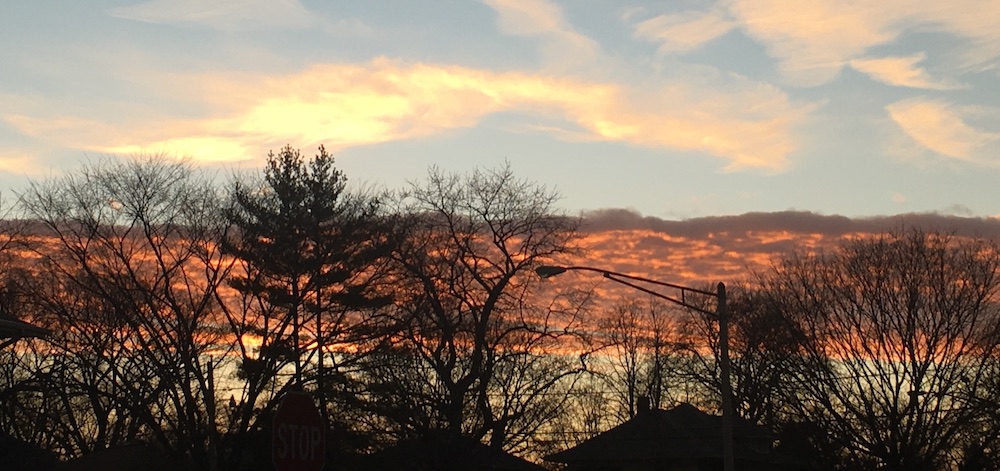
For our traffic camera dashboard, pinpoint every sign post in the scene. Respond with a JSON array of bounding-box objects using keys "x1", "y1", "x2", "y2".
[{"x1": 272, "y1": 392, "x2": 326, "y2": 471}]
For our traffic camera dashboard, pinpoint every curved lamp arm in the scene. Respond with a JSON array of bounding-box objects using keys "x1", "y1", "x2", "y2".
[{"x1": 534, "y1": 263, "x2": 735, "y2": 471}]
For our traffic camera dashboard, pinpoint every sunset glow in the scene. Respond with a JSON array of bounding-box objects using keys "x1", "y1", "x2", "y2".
[{"x1": 2, "y1": 0, "x2": 997, "y2": 219}]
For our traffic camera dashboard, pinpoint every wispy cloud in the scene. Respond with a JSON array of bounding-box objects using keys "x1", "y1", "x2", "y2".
[
  {"x1": 729, "y1": 0, "x2": 893, "y2": 86},
  {"x1": 322, "y1": 18, "x2": 375, "y2": 37},
  {"x1": 850, "y1": 54, "x2": 963, "y2": 90},
  {"x1": 3, "y1": 59, "x2": 808, "y2": 170},
  {"x1": 481, "y1": 0, "x2": 600, "y2": 70},
  {"x1": 109, "y1": 0, "x2": 314, "y2": 31},
  {"x1": 728, "y1": 0, "x2": 1000, "y2": 85},
  {"x1": 886, "y1": 98, "x2": 999, "y2": 162},
  {"x1": 632, "y1": 7, "x2": 736, "y2": 54},
  {"x1": 0, "y1": 148, "x2": 47, "y2": 176}
]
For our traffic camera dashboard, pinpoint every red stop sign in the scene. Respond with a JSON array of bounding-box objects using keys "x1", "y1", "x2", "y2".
[{"x1": 272, "y1": 392, "x2": 326, "y2": 471}]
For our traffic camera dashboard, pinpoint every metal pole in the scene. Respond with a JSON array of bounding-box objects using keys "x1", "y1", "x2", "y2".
[
  {"x1": 718, "y1": 282, "x2": 735, "y2": 471},
  {"x1": 536, "y1": 266, "x2": 736, "y2": 469}
]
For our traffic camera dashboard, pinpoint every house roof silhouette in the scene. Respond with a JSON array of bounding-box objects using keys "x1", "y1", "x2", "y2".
[
  {"x1": 546, "y1": 402, "x2": 789, "y2": 471},
  {"x1": 348, "y1": 431, "x2": 547, "y2": 471}
]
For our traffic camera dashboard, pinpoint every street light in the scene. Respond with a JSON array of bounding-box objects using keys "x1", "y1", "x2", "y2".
[
  {"x1": 536, "y1": 265, "x2": 735, "y2": 471},
  {"x1": 0, "y1": 314, "x2": 50, "y2": 350}
]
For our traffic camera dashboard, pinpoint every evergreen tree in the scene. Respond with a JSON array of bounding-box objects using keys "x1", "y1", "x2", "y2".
[{"x1": 222, "y1": 145, "x2": 392, "y2": 461}]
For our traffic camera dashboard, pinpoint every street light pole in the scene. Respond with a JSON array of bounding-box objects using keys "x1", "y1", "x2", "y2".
[
  {"x1": 716, "y1": 282, "x2": 734, "y2": 471},
  {"x1": 536, "y1": 265, "x2": 735, "y2": 471}
]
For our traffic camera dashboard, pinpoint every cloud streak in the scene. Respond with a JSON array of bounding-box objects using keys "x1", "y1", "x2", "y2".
[
  {"x1": 728, "y1": 0, "x2": 1000, "y2": 85},
  {"x1": 481, "y1": 0, "x2": 600, "y2": 70},
  {"x1": 887, "y1": 98, "x2": 999, "y2": 162},
  {"x1": 850, "y1": 54, "x2": 962, "y2": 90},
  {"x1": 3, "y1": 59, "x2": 808, "y2": 170},
  {"x1": 633, "y1": 8, "x2": 736, "y2": 54},
  {"x1": 109, "y1": 0, "x2": 315, "y2": 31}
]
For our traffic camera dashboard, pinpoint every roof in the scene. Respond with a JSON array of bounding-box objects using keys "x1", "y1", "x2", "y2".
[
  {"x1": 546, "y1": 403, "x2": 774, "y2": 465},
  {"x1": 350, "y1": 432, "x2": 547, "y2": 471},
  {"x1": 59, "y1": 443, "x2": 176, "y2": 471}
]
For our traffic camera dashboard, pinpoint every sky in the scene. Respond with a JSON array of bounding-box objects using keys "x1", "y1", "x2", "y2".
[
  {"x1": 570, "y1": 210, "x2": 1000, "y2": 286},
  {"x1": 3, "y1": 0, "x2": 1000, "y2": 221}
]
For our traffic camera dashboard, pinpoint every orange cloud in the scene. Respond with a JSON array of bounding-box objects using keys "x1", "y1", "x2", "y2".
[
  {"x1": 0, "y1": 148, "x2": 46, "y2": 176},
  {"x1": 568, "y1": 209, "x2": 1000, "y2": 287},
  {"x1": 482, "y1": 0, "x2": 600, "y2": 70},
  {"x1": 730, "y1": 0, "x2": 892, "y2": 86},
  {"x1": 4, "y1": 59, "x2": 807, "y2": 171},
  {"x1": 633, "y1": 8, "x2": 736, "y2": 54},
  {"x1": 729, "y1": 0, "x2": 1000, "y2": 85},
  {"x1": 850, "y1": 54, "x2": 962, "y2": 90},
  {"x1": 886, "y1": 98, "x2": 999, "y2": 162},
  {"x1": 484, "y1": 0, "x2": 567, "y2": 35}
]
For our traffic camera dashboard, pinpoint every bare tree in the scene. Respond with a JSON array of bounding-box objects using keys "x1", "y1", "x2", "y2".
[
  {"x1": 0, "y1": 197, "x2": 64, "y2": 463},
  {"x1": 679, "y1": 283, "x2": 806, "y2": 429},
  {"x1": 598, "y1": 296, "x2": 685, "y2": 420},
  {"x1": 361, "y1": 164, "x2": 588, "y2": 454},
  {"x1": 760, "y1": 229, "x2": 1000, "y2": 470},
  {"x1": 11, "y1": 156, "x2": 231, "y2": 468},
  {"x1": 531, "y1": 379, "x2": 611, "y2": 460}
]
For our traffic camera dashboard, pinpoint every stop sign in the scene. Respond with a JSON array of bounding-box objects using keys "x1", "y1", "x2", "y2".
[{"x1": 272, "y1": 392, "x2": 326, "y2": 471}]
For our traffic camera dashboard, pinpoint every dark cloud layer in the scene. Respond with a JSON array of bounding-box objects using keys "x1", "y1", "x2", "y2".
[
  {"x1": 581, "y1": 209, "x2": 1000, "y2": 239},
  {"x1": 566, "y1": 209, "x2": 1000, "y2": 285}
]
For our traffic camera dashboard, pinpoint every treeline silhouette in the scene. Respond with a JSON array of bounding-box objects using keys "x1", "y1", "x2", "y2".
[{"x1": 0, "y1": 147, "x2": 998, "y2": 471}]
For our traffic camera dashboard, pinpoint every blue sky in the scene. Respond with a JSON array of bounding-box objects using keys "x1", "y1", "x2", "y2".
[{"x1": 2, "y1": 0, "x2": 999, "y2": 219}]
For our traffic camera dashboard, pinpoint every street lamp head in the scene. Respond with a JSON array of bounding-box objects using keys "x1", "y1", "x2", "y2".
[
  {"x1": 535, "y1": 265, "x2": 567, "y2": 278},
  {"x1": 531, "y1": 261, "x2": 734, "y2": 471}
]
